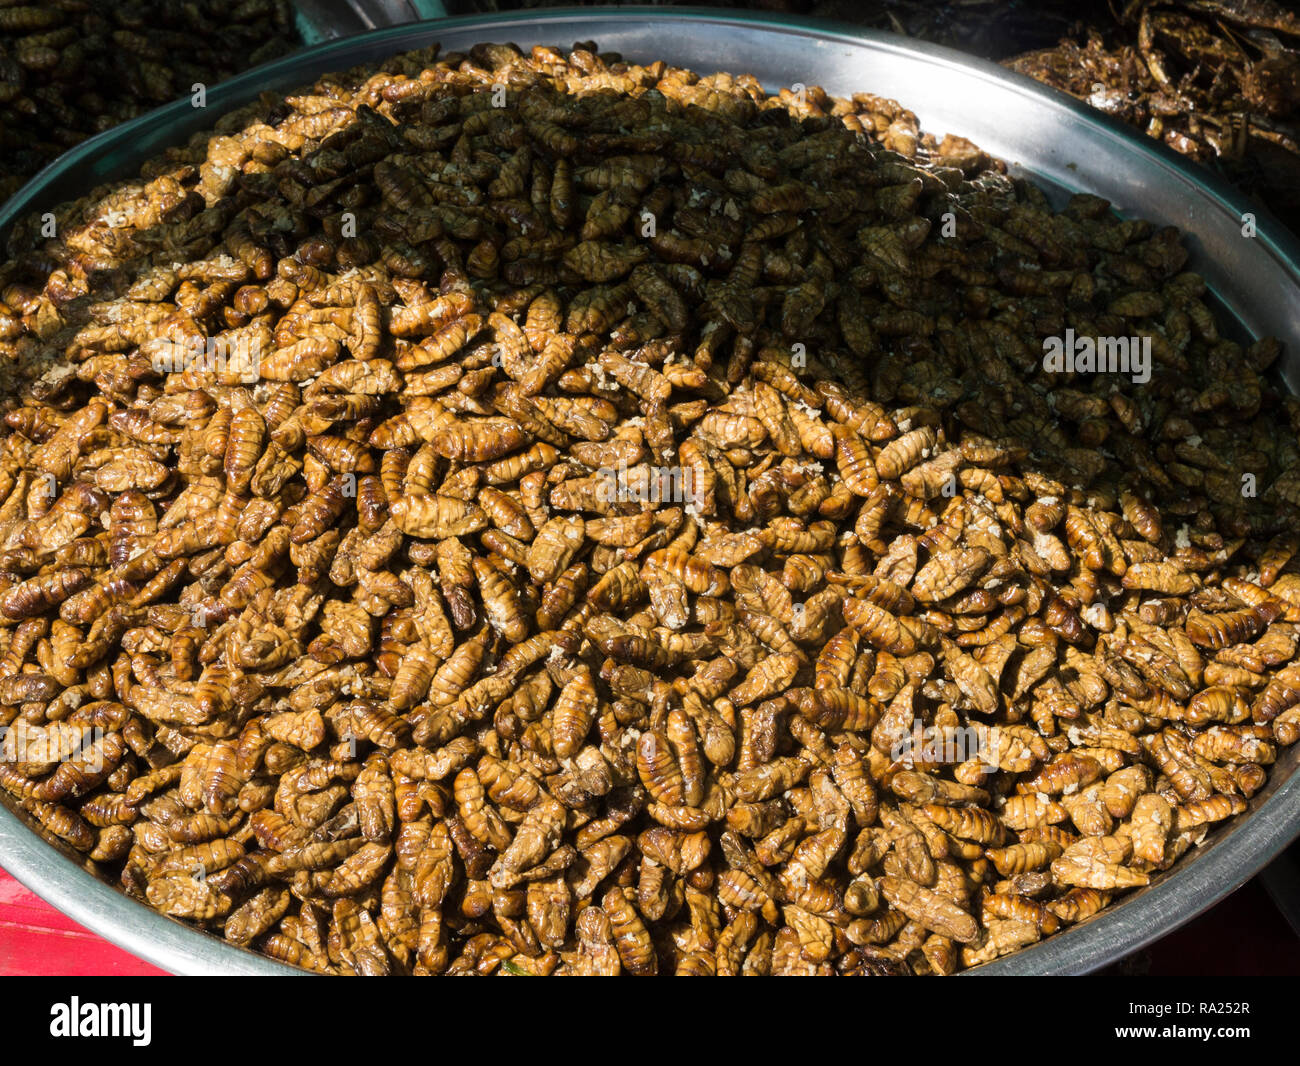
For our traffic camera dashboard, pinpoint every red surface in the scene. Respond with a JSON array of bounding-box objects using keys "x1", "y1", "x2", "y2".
[
  {"x1": 0, "y1": 866, "x2": 166, "y2": 976},
  {"x1": 0, "y1": 862, "x2": 1295, "y2": 976}
]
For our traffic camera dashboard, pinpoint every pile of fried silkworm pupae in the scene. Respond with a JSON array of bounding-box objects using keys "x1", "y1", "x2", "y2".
[
  {"x1": 0, "y1": 39, "x2": 1298, "y2": 977},
  {"x1": 0, "y1": 0, "x2": 300, "y2": 199}
]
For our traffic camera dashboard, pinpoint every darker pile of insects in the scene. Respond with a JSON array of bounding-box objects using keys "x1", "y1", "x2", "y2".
[
  {"x1": 1001, "y1": 0, "x2": 1300, "y2": 231},
  {"x1": 1, "y1": 40, "x2": 1300, "y2": 975},
  {"x1": 0, "y1": 0, "x2": 300, "y2": 200}
]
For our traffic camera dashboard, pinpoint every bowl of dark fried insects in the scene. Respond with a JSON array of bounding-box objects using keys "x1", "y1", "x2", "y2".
[{"x1": 1, "y1": 8, "x2": 1299, "y2": 976}]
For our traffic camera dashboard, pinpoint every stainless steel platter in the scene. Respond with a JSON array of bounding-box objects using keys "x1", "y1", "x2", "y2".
[
  {"x1": 1, "y1": 7, "x2": 1298, "y2": 977},
  {"x1": 292, "y1": 0, "x2": 450, "y2": 44}
]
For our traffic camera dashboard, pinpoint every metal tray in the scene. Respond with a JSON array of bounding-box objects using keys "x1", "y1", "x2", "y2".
[
  {"x1": 293, "y1": 0, "x2": 450, "y2": 45},
  {"x1": 2, "y1": 6, "x2": 1299, "y2": 977}
]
